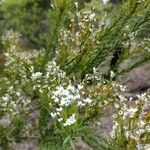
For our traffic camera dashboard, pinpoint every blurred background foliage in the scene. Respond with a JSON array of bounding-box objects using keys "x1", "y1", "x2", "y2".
[{"x1": 0, "y1": 0, "x2": 51, "y2": 49}]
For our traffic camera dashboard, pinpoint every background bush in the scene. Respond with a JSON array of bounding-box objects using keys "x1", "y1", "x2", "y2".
[{"x1": 0, "y1": 0, "x2": 51, "y2": 49}]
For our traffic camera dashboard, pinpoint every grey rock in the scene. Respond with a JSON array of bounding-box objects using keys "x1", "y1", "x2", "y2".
[
  {"x1": 12, "y1": 139, "x2": 38, "y2": 150},
  {"x1": 0, "y1": 116, "x2": 11, "y2": 127},
  {"x1": 121, "y1": 62, "x2": 150, "y2": 96},
  {"x1": 75, "y1": 137, "x2": 92, "y2": 150}
]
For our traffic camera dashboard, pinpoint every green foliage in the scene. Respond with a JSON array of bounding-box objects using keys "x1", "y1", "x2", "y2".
[
  {"x1": 80, "y1": 126, "x2": 112, "y2": 150},
  {"x1": 41, "y1": 0, "x2": 74, "y2": 71},
  {"x1": 10, "y1": 115, "x2": 27, "y2": 140}
]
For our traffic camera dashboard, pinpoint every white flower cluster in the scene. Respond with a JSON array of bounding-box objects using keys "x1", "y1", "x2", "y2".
[
  {"x1": 50, "y1": 83, "x2": 93, "y2": 127},
  {"x1": 31, "y1": 72, "x2": 43, "y2": 80},
  {"x1": 0, "y1": 86, "x2": 31, "y2": 116},
  {"x1": 51, "y1": 84, "x2": 92, "y2": 107},
  {"x1": 31, "y1": 61, "x2": 66, "y2": 92},
  {"x1": 1, "y1": 46, "x2": 66, "y2": 119},
  {"x1": 123, "y1": 25, "x2": 150, "y2": 54},
  {"x1": 4, "y1": 47, "x2": 44, "y2": 68},
  {"x1": 111, "y1": 89, "x2": 150, "y2": 147},
  {"x1": 57, "y1": 10, "x2": 98, "y2": 57},
  {"x1": 2, "y1": 30, "x2": 20, "y2": 48},
  {"x1": 63, "y1": 114, "x2": 76, "y2": 126},
  {"x1": 137, "y1": 144, "x2": 150, "y2": 150},
  {"x1": 3, "y1": 45, "x2": 66, "y2": 91},
  {"x1": 132, "y1": 37, "x2": 150, "y2": 53}
]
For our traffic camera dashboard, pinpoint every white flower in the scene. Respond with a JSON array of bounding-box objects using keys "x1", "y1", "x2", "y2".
[
  {"x1": 67, "y1": 85, "x2": 75, "y2": 92},
  {"x1": 52, "y1": 85, "x2": 79, "y2": 107},
  {"x1": 57, "y1": 112, "x2": 60, "y2": 115},
  {"x1": 110, "y1": 130, "x2": 116, "y2": 139},
  {"x1": 139, "y1": 129, "x2": 145, "y2": 134},
  {"x1": 143, "y1": 144, "x2": 150, "y2": 150},
  {"x1": 58, "y1": 118, "x2": 63, "y2": 122},
  {"x1": 89, "y1": 13, "x2": 95, "y2": 20},
  {"x1": 56, "y1": 86, "x2": 64, "y2": 93},
  {"x1": 39, "y1": 89, "x2": 43, "y2": 93},
  {"x1": 63, "y1": 114, "x2": 76, "y2": 126},
  {"x1": 93, "y1": 67, "x2": 96, "y2": 74},
  {"x1": 122, "y1": 104, "x2": 127, "y2": 111},
  {"x1": 60, "y1": 97, "x2": 71, "y2": 107},
  {"x1": 137, "y1": 144, "x2": 144, "y2": 150},
  {"x1": 125, "y1": 131, "x2": 131, "y2": 139},
  {"x1": 50, "y1": 112, "x2": 57, "y2": 118},
  {"x1": 16, "y1": 92, "x2": 21, "y2": 96},
  {"x1": 62, "y1": 90, "x2": 70, "y2": 97},
  {"x1": 75, "y1": 2, "x2": 78, "y2": 8},
  {"x1": 138, "y1": 120, "x2": 146, "y2": 128},
  {"x1": 51, "y1": 4, "x2": 54, "y2": 9},
  {"x1": 53, "y1": 90, "x2": 60, "y2": 97},
  {"x1": 56, "y1": 107, "x2": 63, "y2": 112},
  {"x1": 77, "y1": 84, "x2": 83, "y2": 90},
  {"x1": 67, "y1": 94, "x2": 74, "y2": 100},
  {"x1": 110, "y1": 71, "x2": 115, "y2": 78},
  {"x1": 127, "y1": 107, "x2": 138, "y2": 118},
  {"x1": 118, "y1": 95, "x2": 127, "y2": 101},
  {"x1": 74, "y1": 94, "x2": 80, "y2": 99},
  {"x1": 2, "y1": 95, "x2": 9, "y2": 102},
  {"x1": 119, "y1": 85, "x2": 127, "y2": 92},
  {"x1": 137, "y1": 93, "x2": 147, "y2": 100},
  {"x1": 118, "y1": 110, "x2": 123, "y2": 115},
  {"x1": 31, "y1": 72, "x2": 42, "y2": 80},
  {"x1": 77, "y1": 101, "x2": 85, "y2": 107},
  {"x1": 54, "y1": 97, "x2": 59, "y2": 103},
  {"x1": 114, "y1": 103, "x2": 119, "y2": 108},
  {"x1": 103, "y1": 0, "x2": 109, "y2": 4},
  {"x1": 83, "y1": 98, "x2": 92, "y2": 104},
  {"x1": 29, "y1": 66, "x2": 34, "y2": 73},
  {"x1": 113, "y1": 114, "x2": 117, "y2": 119},
  {"x1": 103, "y1": 80, "x2": 107, "y2": 84}
]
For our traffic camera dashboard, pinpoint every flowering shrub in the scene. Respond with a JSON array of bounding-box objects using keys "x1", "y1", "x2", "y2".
[
  {"x1": 0, "y1": 44, "x2": 150, "y2": 149},
  {"x1": 0, "y1": 0, "x2": 149, "y2": 149},
  {"x1": 0, "y1": 44, "x2": 114, "y2": 149}
]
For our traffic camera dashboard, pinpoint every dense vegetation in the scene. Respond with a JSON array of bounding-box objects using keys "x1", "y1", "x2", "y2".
[{"x1": 0, "y1": 0, "x2": 150, "y2": 149}]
